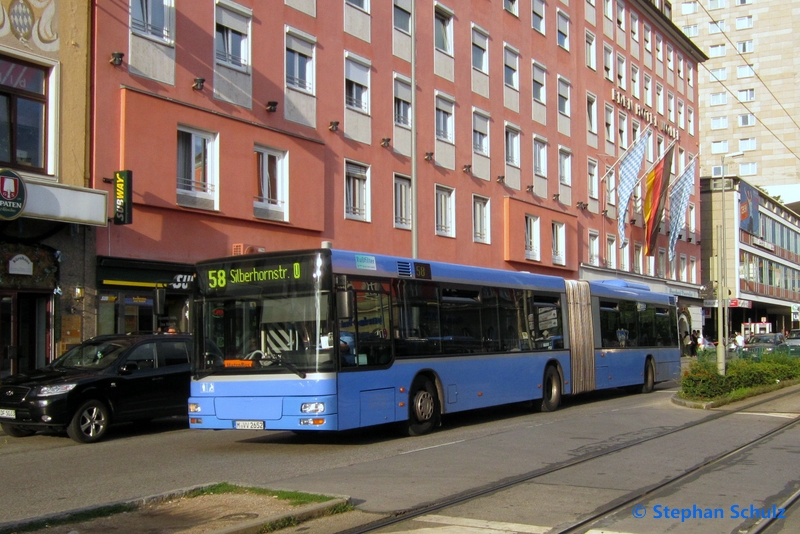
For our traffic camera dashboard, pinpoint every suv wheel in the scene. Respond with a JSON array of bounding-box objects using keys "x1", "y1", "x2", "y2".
[{"x1": 67, "y1": 400, "x2": 110, "y2": 444}]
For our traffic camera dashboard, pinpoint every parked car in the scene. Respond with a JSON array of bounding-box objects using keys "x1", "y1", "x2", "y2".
[
  {"x1": 0, "y1": 333, "x2": 192, "y2": 443},
  {"x1": 699, "y1": 336, "x2": 716, "y2": 350},
  {"x1": 741, "y1": 333, "x2": 787, "y2": 355},
  {"x1": 785, "y1": 329, "x2": 800, "y2": 347}
]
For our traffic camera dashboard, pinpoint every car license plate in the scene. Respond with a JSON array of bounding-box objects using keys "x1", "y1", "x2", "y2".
[
  {"x1": 0, "y1": 409, "x2": 15, "y2": 419},
  {"x1": 235, "y1": 420, "x2": 264, "y2": 430}
]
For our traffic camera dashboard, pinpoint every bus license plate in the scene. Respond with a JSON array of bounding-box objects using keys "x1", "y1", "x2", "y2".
[
  {"x1": 0, "y1": 409, "x2": 15, "y2": 419},
  {"x1": 235, "y1": 420, "x2": 264, "y2": 430}
]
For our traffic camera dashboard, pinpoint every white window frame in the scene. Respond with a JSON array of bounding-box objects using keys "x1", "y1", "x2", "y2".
[
  {"x1": 473, "y1": 109, "x2": 490, "y2": 156},
  {"x1": 710, "y1": 116, "x2": 728, "y2": 130},
  {"x1": 435, "y1": 185, "x2": 455, "y2": 237},
  {"x1": 603, "y1": 45, "x2": 614, "y2": 81},
  {"x1": 739, "y1": 137, "x2": 757, "y2": 151},
  {"x1": 532, "y1": 62, "x2": 547, "y2": 103},
  {"x1": 525, "y1": 214, "x2": 541, "y2": 261},
  {"x1": 532, "y1": 0, "x2": 545, "y2": 34},
  {"x1": 215, "y1": 0, "x2": 251, "y2": 70},
  {"x1": 131, "y1": 0, "x2": 173, "y2": 41},
  {"x1": 589, "y1": 231, "x2": 600, "y2": 266},
  {"x1": 588, "y1": 158, "x2": 599, "y2": 199},
  {"x1": 472, "y1": 26, "x2": 489, "y2": 73},
  {"x1": 552, "y1": 221, "x2": 566, "y2": 265},
  {"x1": 558, "y1": 147, "x2": 572, "y2": 185},
  {"x1": 254, "y1": 145, "x2": 288, "y2": 220},
  {"x1": 738, "y1": 113, "x2": 755, "y2": 127},
  {"x1": 394, "y1": 174, "x2": 412, "y2": 229},
  {"x1": 556, "y1": 10, "x2": 570, "y2": 50},
  {"x1": 587, "y1": 93, "x2": 598, "y2": 134},
  {"x1": 557, "y1": 76, "x2": 571, "y2": 117},
  {"x1": 393, "y1": 0, "x2": 411, "y2": 33},
  {"x1": 435, "y1": 93, "x2": 455, "y2": 143},
  {"x1": 345, "y1": 52, "x2": 371, "y2": 114},
  {"x1": 504, "y1": 44, "x2": 520, "y2": 90},
  {"x1": 586, "y1": 31, "x2": 596, "y2": 70},
  {"x1": 534, "y1": 137, "x2": 548, "y2": 178},
  {"x1": 505, "y1": 123, "x2": 521, "y2": 167},
  {"x1": 176, "y1": 125, "x2": 218, "y2": 207},
  {"x1": 710, "y1": 92, "x2": 727, "y2": 105},
  {"x1": 606, "y1": 235, "x2": 617, "y2": 269},
  {"x1": 434, "y1": 4, "x2": 454, "y2": 55},
  {"x1": 345, "y1": 161, "x2": 370, "y2": 221},
  {"x1": 394, "y1": 74, "x2": 412, "y2": 127},
  {"x1": 737, "y1": 65, "x2": 755, "y2": 78},
  {"x1": 738, "y1": 88, "x2": 755, "y2": 102},
  {"x1": 473, "y1": 195, "x2": 491, "y2": 244},
  {"x1": 737, "y1": 40, "x2": 754, "y2": 54},
  {"x1": 736, "y1": 16, "x2": 753, "y2": 30},
  {"x1": 286, "y1": 27, "x2": 315, "y2": 93}
]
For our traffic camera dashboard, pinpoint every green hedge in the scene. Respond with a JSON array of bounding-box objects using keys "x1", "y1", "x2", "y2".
[{"x1": 681, "y1": 353, "x2": 800, "y2": 400}]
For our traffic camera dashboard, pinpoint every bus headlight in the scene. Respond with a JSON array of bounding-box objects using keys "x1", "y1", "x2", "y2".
[
  {"x1": 301, "y1": 402, "x2": 325, "y2": 414},
  {"x1": 188, "y1": 403, "x2": 202, "y2": 413}
]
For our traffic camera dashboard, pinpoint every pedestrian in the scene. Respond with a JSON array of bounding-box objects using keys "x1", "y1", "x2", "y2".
[
  {"x1": 690, "y1": 330, "x2": 698, "y2": 357},
  {"x1": 682, "y1": 331, "x2": 691, "y2": 356}
]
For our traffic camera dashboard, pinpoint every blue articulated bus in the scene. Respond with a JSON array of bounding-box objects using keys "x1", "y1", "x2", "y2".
[{"x1": 188, "y1": 247, "x2": 680, "y2": 435}]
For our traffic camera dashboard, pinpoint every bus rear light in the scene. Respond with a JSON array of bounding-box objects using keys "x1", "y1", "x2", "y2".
[
  {"x1": 299, "y1": 418, "x2": 325, "y2": 426},
  {"x1": 188, "y1": 403, "x2": 202, "y2": 412},
  {"x1": 190, "y1": 417, "x2": 203, "y2": 424},
  {"x1": 301, "y1": 402, "x2": 325, "y2": 413}
]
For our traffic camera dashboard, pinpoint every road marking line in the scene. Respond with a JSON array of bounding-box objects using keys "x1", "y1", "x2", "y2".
[
  {"x1": 400, "y1": 440, "x2": 465, "y2": 454},
  {"x1": 415, "y1": 514, "x2": 549, "y2": 533},
  {"x1": 736, "y1": 412, "x2": 799, "y2": 419}
]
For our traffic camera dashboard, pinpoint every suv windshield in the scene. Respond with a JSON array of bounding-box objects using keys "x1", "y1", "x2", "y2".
[
  {"x1": 197, "y1": 294, "x2": 334, "y2": 376},
  {"x1": 51, "y1": 339, "x2": 134, "y2": 370},
  {"x1": 747, "y1": 334, "x2": 781, "y2": 345}
]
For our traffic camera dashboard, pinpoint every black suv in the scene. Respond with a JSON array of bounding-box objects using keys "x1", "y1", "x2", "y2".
[{"x1": 0, "y1": 333, "x2": 192, "y2": 443}]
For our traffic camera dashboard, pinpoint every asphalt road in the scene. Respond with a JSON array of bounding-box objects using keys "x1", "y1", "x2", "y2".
[{"x1": 2, "y1": 380, "x2": 799, "y2": 534}]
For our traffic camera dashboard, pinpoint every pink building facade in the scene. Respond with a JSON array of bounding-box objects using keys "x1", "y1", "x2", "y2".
[{"x1": 91, "y1": 0, "x2": 706, "y2": 335}]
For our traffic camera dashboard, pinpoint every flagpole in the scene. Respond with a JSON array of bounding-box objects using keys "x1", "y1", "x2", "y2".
[
  {"x1": 666, "y1": 154, "x2": 700, "y2": 192},
  {"x1": 598, "y1": 126, "x2": 654, "y2": 183},
  {"x1": 631, "y1": 137, "x2": 678, "y2": 190}
]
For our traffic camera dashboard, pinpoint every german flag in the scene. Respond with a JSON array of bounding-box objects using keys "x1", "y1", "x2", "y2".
[{"x1": 643, "y1": 146, "x2": 675, "y2": 256}]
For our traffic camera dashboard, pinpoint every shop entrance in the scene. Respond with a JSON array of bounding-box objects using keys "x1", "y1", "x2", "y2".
[{"x1": 0, "y1": 292, "x2": 50, "y2": 377}]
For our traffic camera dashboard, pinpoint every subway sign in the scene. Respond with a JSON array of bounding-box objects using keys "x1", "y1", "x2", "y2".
[{"x1": 114, "y1": 170, "x2": 132, "y2": 225}]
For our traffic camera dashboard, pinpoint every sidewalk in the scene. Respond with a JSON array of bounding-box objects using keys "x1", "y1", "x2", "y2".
[{"x1": 0, "y1": 485, "x2": 385, "y2": 534}]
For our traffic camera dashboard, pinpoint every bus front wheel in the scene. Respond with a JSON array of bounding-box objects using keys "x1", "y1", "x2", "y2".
[
  {"x1": 407, "y1": 376, "x2": 440, "y2": 436},
  {"x1": 641, "y1": 359, "x2": 655, "y2": 393},
  {"x1": 534, "y1": 366, "x2": 562, "y2": 413}
]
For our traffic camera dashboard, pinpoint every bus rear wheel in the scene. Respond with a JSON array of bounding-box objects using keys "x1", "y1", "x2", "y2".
[
  {"x1": 406, "y1": 376, "x2": 440, "y2": 436},
  {"x1": 534, "y1": 366, "x2": 562, "y2": 412},
  {"x1": 641, "y1": 359, "x2": 655, "y2": 393}
]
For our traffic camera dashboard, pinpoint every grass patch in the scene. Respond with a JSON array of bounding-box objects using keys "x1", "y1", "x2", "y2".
[
  {"x1": 186, "y1": 482, "x2": 334, "y2": 506},
  {"x1": 258, "y1": 501, "x2": 355, "y2": 533}
]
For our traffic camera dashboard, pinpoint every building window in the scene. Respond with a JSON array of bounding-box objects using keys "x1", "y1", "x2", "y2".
[
  {"x1": 740, "y1": 162, "x2": 757, "y2": 175},
  {"x1": 616, "y1": 1, "x2": 626, "y2": 31},
  {"x1": 394, "y1": 76, "x2": 412, "y2": 126},
  {"x1": 739, "y1": 113, "x2": 756, "y2": 126},
  {"x1": 0, "y1": 56, "x2": 48, "y2": 172},
  {"x1": 616, "y1": 54, "x2": 626, "y2": 89},
  {"x1": 739, "y1": 137, "x2": 757, "y2": 151},
  {"x1": 557, "y1": 11, "x2": 570, "y2": 50},
  {"x1": 709, "y1": 20, "x2": 725, "y2": 34},
  {"x1": 394, "y1": 174, "x2": 411, "y2": 229},
  {"x1": 709, "y1": 44, "x2": 726, "y2": 57},
  {"x1": 393, "y1": 1, "x2": 411, "y2": 32},
  {"x1": 473, "y1": 195, "x2": 490, "y2": 243},
  {"x1": 737, "y1": 65, "x2": 755, "y2": 78},
  {"x1": 473, "y1": 111, "x2": 489, "y2": 155},
  {"x1": 683, "y1": 24, "x2": 698, "y2": 37},
  {"x1": 557, "y1": 77, "x2": 570, "y2": 116},
  {"x1": 131, "y1": 0, "x2": 171, "y2": 40},
  {"x1": 345, "y1": 55, "x2": 370, "y2": 113},
  {"x1": 345, "y1": 162, "x2": 369, "y2": 221},
  {"x1": 710, "y1": 92, "x2": 727, "y2": 105},
  {"x1": 631, "y1": 65, "x2": 640, "y2": 98},
  {"x1": 588, "y1": 158, "x2": 599, "y2": 199},
  {"x1": 710, "y1": 116, "x2": 728, "y2": 130},
  {"x1": 606, "y1": 168, "x2": 616, "y2": 205},
  {"x1": 688, "y1": 108, "x2": 695, "y2": 135},
  {"x1": 177, "y1": 127, "x2": 217, "y2": 203},
  {"x1": 504, "y1": 0, "x2": 518, "y2": 16},
  {"x1": 286, "y1": 30, "x2": 314, "y2": 93},
  {"x1": 558, "y1": 148, "x2": 571, "y2": 185},
  {"x1": 710, "y1": 67, "x2": 727, "y2": 81},
  {"x1": 534, "y1": 138, "x2": 547, "y2": 178},
  {"x1": 525, "y1": 214, "x2": 540, "y2": 260},
  {"x1": 603, "y1": 0, "x2": 613, "y2": 20},
  {"x1": 667, "y1": 92, "x2": 675, "y2": 122},
  {"x1": 631, "y1": 13, "x2": 639, "y2": 41},
  {"x1": 736, "y1": 16, "x2": 753, "y2": 30},
  {"x1": 346, "y1": 0, "x2": 368, "y2": 9},
  {"x1": 532, "y1": 0, "x2": 545, "y2": 34},
  {"x1": 215, "y1": 2, "x2": 250, "y2": 68},
  {"x1": 587, "y1": 93, "x2": 597, "y2": 134},
  {"x1": 618, "y1": 111, "x2": 628, "y2": 148},
  {"x1": 604, "y1": 104, "x2": 615, "y2": 142},
  {"x1": 435, "y1": 185, "x2": 455, "y2": 237},
  {"x1": 738, "y1": 88, "x2": 755, "y2": 102},
  {"x1": 505, "y1": 125, "x2": 520, "y2": 166},
  {"x1": 737, "y1": 40, "x2": 754, "y2": 53},
  {"x1": 644, "y1": 74, "x2": 652, "y2": 107},
  {"x1": 255, "y1": 147, "x2": 287, "y2": 218},
  {"x1": 586, "y1": 31, "x2": 596, "y2": 70},
  {"x1": 606, "y1": 235, "x2": 617, "y2": 269},
  {"x1": 552, "y1": 222, "x2": 566, "y2": 265},
  {"x1": 435, "y1": 95, "x2": 454, "y2": 142},
  {"x1": 620, "y1": 240, "x2": 630, "y2": 271},
  {"x1": 681, "y1": 1, "x2": 698, "y2": 14},
  {"x1": 688, "y1": 203, "x2": 696, "y2": 232},
  {"x1": 589, "y1": 231, "x2": 600, "y2": 266},
  {"x1": 532, "y1": 63, "x2": 546, "y2": 103},
  {"x1": 434, "y1": 6, "x2": 453, "y2": 54},
  {"x1": 634, "y1": 243, "x2": 643, "y2": 274},
  {"x1": 690, "y1": 257, "x2": 697, "y2": 284},
  {"x1": 472, "y1": 28, "x2": 489, "y2": 72},
  {"x1": 603, "y1": 45, "x2": 613, "y2": 80},
  {"x1": 711, "y1": 140, "x2": 729, "y2": 154},
  {"x1": 504, "y1": 46, "x2": 519, "y2": 89},
  {"x1": 656, "y1": 83, "x2": 664, "y2": 114}
]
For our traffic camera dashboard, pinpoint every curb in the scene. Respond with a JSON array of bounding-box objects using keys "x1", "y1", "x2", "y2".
[
  {"x1": 207, "y1": 497, "x2": 350, "y2": 534},
  {"x1": 670, "y1": 393, "x2": 718, "y2": 409},
  {"x1": 0, "y1": 484, "x2": 350, "y2": 534}
]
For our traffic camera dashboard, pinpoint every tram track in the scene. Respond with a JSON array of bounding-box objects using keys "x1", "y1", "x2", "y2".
[{"x1": 338, "y1": 387, "x2": 800, "y2": 534}]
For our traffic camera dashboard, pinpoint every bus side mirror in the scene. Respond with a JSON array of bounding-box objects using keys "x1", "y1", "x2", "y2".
[{"x1": 337, "y1": 289, "x2": 354, "y2": 320}]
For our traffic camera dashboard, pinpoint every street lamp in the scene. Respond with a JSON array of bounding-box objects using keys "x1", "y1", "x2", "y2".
[{"x1": 716, "y1": 150, "x2": 743, "y2": 375}]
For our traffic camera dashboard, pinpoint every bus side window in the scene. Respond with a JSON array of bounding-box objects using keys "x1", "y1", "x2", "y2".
[{"x1": 342, "y1": 281, "x2": 393, "y2": 368}]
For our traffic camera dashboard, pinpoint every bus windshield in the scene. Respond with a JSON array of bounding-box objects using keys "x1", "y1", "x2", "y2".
[{"x1": 197, "y1": 294, "x2": 334, "y2": 376}]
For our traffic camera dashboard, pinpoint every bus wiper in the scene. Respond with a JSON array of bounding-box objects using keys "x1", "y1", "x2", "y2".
[{"x1": 256, "y1": 351, "x2": 307, "y2": 379}]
